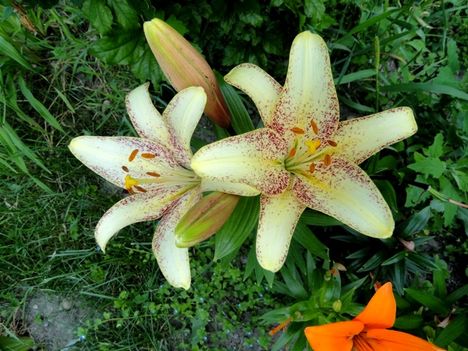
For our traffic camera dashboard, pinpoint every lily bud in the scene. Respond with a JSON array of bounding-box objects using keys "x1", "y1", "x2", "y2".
[
  {"x1": 143, "y1": 18, "x2": 231, "y2": 128},
  {"x1": 175, "y1": 192, "x2": 239, "y2": 248}
]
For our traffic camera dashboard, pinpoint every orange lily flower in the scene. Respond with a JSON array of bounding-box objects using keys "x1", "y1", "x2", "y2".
[{"x1": 305, "y1": 282, "x2": 445, "y2": 351}]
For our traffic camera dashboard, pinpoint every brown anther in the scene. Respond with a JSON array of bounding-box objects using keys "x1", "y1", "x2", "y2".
[
  {"x1": 121, "y1": 165, "x2": 129, "y2": 172},
  {"x1": 323, "y1": 154, "x2": 332, "y2": 166},
  {"x1": 288, "y1": 147, "x2": 297, "y2": 158},
  {"x1": 128, "y1": 149, "x2": 139, "y2": 162},
  {"x1": 134, "y1": 185, "x2": 147, "y2": 193},
  {"x1": 327, "y1": 140, "x2": 337, "y2": 147},
  {"x1": 309, "y1": 163, "x2": 315, "y2": 173},
  {"x1": 141, "y1": 153, "x2": 156, "y2": 159},
  {"x1": 290, "y1": 127, "x2": 305, "y2": 134},
  {"x1": 310, "y1": 120, "x2": 319, "y2": 134},
  {"x1": 146, "y1": 172, "x2": 160, "y2": 177}
]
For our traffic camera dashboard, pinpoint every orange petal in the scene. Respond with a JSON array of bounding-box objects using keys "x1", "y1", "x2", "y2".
[
  {"x1": 304, "y1": 321, "x2": 363, "y2": 351},
  {"x1": 366, "y1": 329, "x2": 446, "y2": 351},
  {"x1": 354, "y1": 282, "x2": 396, "y2": 329}
]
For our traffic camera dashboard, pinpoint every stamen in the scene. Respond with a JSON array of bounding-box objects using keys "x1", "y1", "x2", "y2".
[
  {"x1": 327, "y1": 140, "x2": 337, "y2": 147},
  {"x1": 290, "y1": 127, "x2": 305, "y2": 135},
  {"x1": 310, "y1": 120, "x2": 319, "y2": 134},
  {"x1": 134, "y1": 185, "x2": 147, "y2": 193},
  {"x1": 124, "y1": 175, "x2": 139, "y2": 190},
  {"x1": 268, "y1": 317, "x2": 292, "y2": 337},
  {"x1": 323, "y1": 154, "x2": 332, "y2": 166},
  {"x1": 141, "y1": 152, "x2": 156, "y2": 159},
  {"x1": 122, "y1": 165, "x2": 129, "y2": 172},
  {"x1": 288, "y1": 147, "x2": 297, "y2": 158},
  {"x1": 309, "y1": 163, "x2": 315, "y2": 173},
  {"x1": 128, "y1": 149, "x2": 139, "y2": 162},
  {"x1": 146, "y1": 171, "x2": 160, "y2": 177},
  {"x1": 305, "y1": 140, "x2": 321, "y2": 154}
]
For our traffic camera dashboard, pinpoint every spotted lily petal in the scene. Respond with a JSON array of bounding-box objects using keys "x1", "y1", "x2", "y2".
[
  {"x1": 334, "y1": 107, "x2": 417, "y2": 164},
  {"x1": 69, "y1": 136, "x2": 180, "y2": 189},
  {"x1": 125, "y1": 83, "x2": 171, "y2": 147},
  {"x1": 256, "y1": 191, "x2": 306, "y2": 272},
  {"x1": 293, "y1": 157, "x2": 394, "y2": 238},
  {"x1": 224, "y1": 63, "x2": 281, "y2": 125},
  {"x1": 153, "y1": 187, "x2": 201, "y2": 290},
  {"x1": 304, "y1": 321, "x2": 363, "y2": 351},
  {"x1": 366, "y1": 329, "x2": 445, "y2": 351},
  {"x1": 163, "y1": 87, "x2": 207, "y2": 167},
  {"x1": 191, "y1": 128, "x2": 290, "y2": 196},
  {"x1": 95, "y1": 186, "x2": 184, "y2": 251},
  {"x1": 354, "y1": 282, "x2": 396, "y2": 329},
  {"x1": 270, "y1": 32, "x2": 339, "y2": 138}
]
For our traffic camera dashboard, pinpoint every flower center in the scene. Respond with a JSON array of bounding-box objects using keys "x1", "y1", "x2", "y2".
[
  {"x1": 283, "y1": 119, "x2": 337, "y2": 175},
  {"x1": 122, "y1": 148, "x2": 200, "y2": 194},
  {"x1": 353, "y1": 333, "x2": 374, "y2": 351}
]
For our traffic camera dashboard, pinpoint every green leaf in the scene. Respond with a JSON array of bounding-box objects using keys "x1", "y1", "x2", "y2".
[
  {"x1": 426, "y1": 133, "x2": 444, "y2": 158},
  {"x1": 401, "y1": 206, "x2": 431, "y2": 236},
  {"x1": 130, "y1": 46, "x2": 163, "y2": 85},
  {"x1": 335, "y1": 69, "x2": 375, "y2": 85},
  {"x1": 214, "y1": 196, "x2": 259, "y2": 261},
  {"x1": 109, "y1": 0, "x2": 139, "y2": 29},
  {"x1": 446, "y1": 284, "x2": 468, "y2": 304},
  {"x1": 405, "y1": 185, "x2": 429, "y2": 208},
  {"x1": 300, "y1": 210, "x2": 341, "y2": 226},
  {"x1": 82, "y1": 0, "x2": 113, "y2": 34},
  {"x1": 404, "y1": 288, "x2": 450, "y2": 315},
  {"x1": 0, "y1": 35, "x2": 32, "y2": 70},
  {"x1": 435, "y1": 316, "x2": 467, "y2": 347},
  {"x1": 394, "y1": 314, "x2": 423, "y2": 330},
  {"x1": 408, "y1": 155, "x2": 446, "y2": 178},
  {"x1": 357, "y1": 251, "x2": 386, "y2": 272},
  {"x1": 91, "y1": 31, "x2": 142, "y2": 65},
  {"x1": 293, "y1": 222, "x2": 329, "y2": 260},
  {"x1": 216, "y1": 72, "x2": 254, "y2": 134},
  {"x1": 18, "y1": 76, "x2": 64, "y2": 133},
  {"x1": 447, "y1": 38, "x2": 460, "y2": 73}
]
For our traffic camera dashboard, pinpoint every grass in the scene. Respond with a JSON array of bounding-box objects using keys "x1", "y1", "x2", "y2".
[{"x1": 1, "y1": 1, "x2": 467, "y2": 350}]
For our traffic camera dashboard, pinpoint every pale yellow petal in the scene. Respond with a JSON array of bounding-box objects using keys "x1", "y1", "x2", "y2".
[
  {"x1": 125, "y1": 83, "x2": 171, "y2": 147},
  {"x1": 334, "y1": 107, "x2": 417, "y2": 164},
  {"x1": 191, "y1": 128, "x2": 290, "y2": 196},
  {"x1": 95, "y1": 186, "x2": 184, "y2": 251},
  {"x1": 293, "y1": 158, "x2": 394, "y2": 238},
  {"x1": 68, "y1": 136, "x2": 180, "y2": 189},
  {"x1": 163, "y1": 87, "x2": 207, "y2": 167},
  {"x1": 200, "y1": 178, "x2": 260, "y2": 196},
  {"x1": 256, "y1": 191, "x2": 306, "y2": 272},
  {"x1": 224, "y1": 63, "x2": 281, "y2": 126},
  {"x1": 153, "y1": 188, "x2": 201, "y2": 290},
  {"x1": 270, "y1": 32, "x2": 339, "y2": 139}
]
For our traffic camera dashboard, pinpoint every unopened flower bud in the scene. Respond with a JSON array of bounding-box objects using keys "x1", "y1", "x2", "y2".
[
  {"x1": 143, "y1": 18, "x2": 231, "y2": 128},
  {"x1": 175, "y1": 192, "x2": 239, "y2": 247}
]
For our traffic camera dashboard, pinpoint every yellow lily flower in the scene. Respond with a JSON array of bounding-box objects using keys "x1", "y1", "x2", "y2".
[
  {"x1": 68, "y1": 84, "x2": 257, "y2": 289},
  {"x1": 191, "y1": 32, "x2": 417, "y2": 272}
]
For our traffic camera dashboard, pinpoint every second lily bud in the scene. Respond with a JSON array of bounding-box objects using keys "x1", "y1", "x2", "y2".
[
  {"x1": 143, "y1": 18, "x2": 231, "y2": 128},
  {"x1": 175, "y1": 192, "x2": 239, "y2": 248}
]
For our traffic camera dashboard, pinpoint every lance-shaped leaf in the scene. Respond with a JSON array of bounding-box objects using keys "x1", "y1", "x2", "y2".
[{"x1": 144, "y1": 18, "x2": 231, "y2": 128}]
